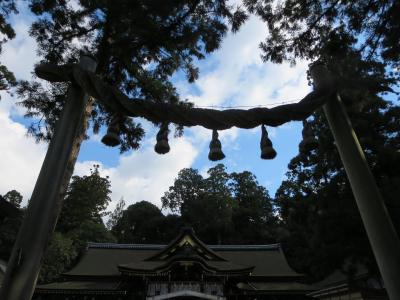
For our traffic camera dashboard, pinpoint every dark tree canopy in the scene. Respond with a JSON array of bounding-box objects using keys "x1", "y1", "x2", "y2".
[
  {"x1": 0, "y1": 190, "x2": 23, "y2": 261},
  {"x1": 274, "y1": 78, "x2": 400, "y2": 280},
  {"x1": 106, "y1": 197, "x2": 125, "y2": 230},
  {"x1": 55, "y1": 165, "x2": 114, "y2": 249},
  {"x1": 57, "y1": 165, "x2": 111, "y2": 233},
  {"x1": 111, "y1": 200, "x2": 185, "y2": 244},
  {"x1": 161, "y1": 164, "x2": 277, "y2": 244},
  {"x1": 112, "y1": 201, "x2": 164, "y2": 243},
  {"x1": 2, "y1": 189, "x2": 23, "y2": 208},
  {"x1": 19, "y1": 0, "x2": 248, "y2": 150},
  {"x1": 230, "y1": 171, "x2": 276, "y2": 244},
  {"x1": 0, "y1": 0, "x2": 17, "y2": 93},
  {"x1": 39, "y1": 166, "x2": 115, "y2": 283},
  {"x1": 243, "y1": 0, "x2": 399, "y2": 69},
  {"x1": 242, "y1": 0, "x2": 399, "y2": 124},
  {"x1": 38, "y1": 232, "x2": 76, "y2": 284},
  {"x1": 238, "y1": 0, "x2": 400, "y2": 281},
  {"x1": 110, "y1": 165, "x2": 277, "y2": 246}
]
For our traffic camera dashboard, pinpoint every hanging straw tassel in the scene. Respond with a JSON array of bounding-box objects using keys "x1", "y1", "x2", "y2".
[
  {"x1": 208, "y1": 130, "x2": 225, "y2": 161},
  {"x1": 299, "y1": 120, "x2": 319, "y2": 154},
  {"x1": 154, "y1": 122, "x2": 170, "y2": 154},
  {"x1": 260, "y1": 125, "x2": 277, "y2": 159},
  {"x1": 101, "y1": 114, "x2": 122, "y2": 147}
]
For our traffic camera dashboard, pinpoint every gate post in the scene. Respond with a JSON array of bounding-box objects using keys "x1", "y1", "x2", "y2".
[
  {"x1": 310, "y1": 63, "x2": 400, "y2": 300},
  {"x1": 0, "y1": 54, "x2": 97, "y2": 300}
]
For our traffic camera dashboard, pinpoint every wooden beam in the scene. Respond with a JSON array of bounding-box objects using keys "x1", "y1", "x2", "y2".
[{"x1": 0, "y1": 55, "x2": 97, "y2": 300}]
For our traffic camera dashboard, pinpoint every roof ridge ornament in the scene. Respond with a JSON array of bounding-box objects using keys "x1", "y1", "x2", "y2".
[{"x1": 145, "y1": 227, "x2": 226, "y2": 262}]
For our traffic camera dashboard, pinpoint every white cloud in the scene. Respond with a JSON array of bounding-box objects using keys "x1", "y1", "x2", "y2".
[
  {"x1": 174, "y1": 15, "x2": 310, "y2": 165},
  {"x1": 74, "y1": 136, "x2": 198, "y2": 210},
  {"x1": 181, "y1": 16, "x2": 311, "y2": 111},
  {"x1": 0, "y1": 15, "x2": 45, "y2": 204},
  {"x1": 0, "y1": 95, "x2": 47, "y2": 203},
  {"x1": 0, "y1": 12, "x2": 199, "y2": 211},
  {"x1": 1, "y1": 20, "x2": 37, "y2": 81}
]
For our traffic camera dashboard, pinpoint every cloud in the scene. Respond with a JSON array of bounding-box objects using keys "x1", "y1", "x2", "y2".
[
  {"x1": 0, "y1": 15, "x2": 45, "y2": 204},
  {"x1": 74, "y1": 136, "x2": 198, "y2": 210},
  {"x1": 180, "y1": 16, "x2": 310, "y2": 110},
  {"x1": 1, "y1": 19, "x2": 37, "y2": 81},
  {"x1": 0, "y1": 10, "x2": 199, "y2": 211},
  {"x1": 173, "y1": 15, "x2": 310, "y2": 166},
  {"x1": 0, "y1": 95, "x2": 46, "y2": 203}
]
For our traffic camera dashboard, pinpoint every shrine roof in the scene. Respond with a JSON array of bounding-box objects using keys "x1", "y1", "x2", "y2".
[
  {"x1": 119, "y1": 257, "x2": 254, "y2": 275},
  {"x1": 64, "y1": 244, "x2": 300, "y2": 278},
  {"x1": 62, "y1": 227, "x2": 300, "y2": 278},
  {"x1": 87, "y1": 242, "x2": 280, "y2": 251}
]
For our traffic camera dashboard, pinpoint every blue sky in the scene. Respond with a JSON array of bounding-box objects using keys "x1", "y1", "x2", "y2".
[{"x1": 0, "y1": 2, "x2": 310, "y2": 211}]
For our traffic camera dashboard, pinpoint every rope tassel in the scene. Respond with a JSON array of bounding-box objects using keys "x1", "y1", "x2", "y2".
[
  {"x1": 154, "y1": 123, "x2": 170, "y2": 154},
  {"x1": 101, "y1": 114, "x2": 122, "y2": 147},
  {"x1": 208, "y1": 130, "x2": 225, "y2": 161},
  {"x1": 260, "y1": 125, "x2": 277, "y2": 159},
  {"x1": 299, "y1": 120, "x2": 319, "y2": 154}
]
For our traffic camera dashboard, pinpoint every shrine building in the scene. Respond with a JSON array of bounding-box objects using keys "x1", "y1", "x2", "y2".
[{"x1": 33, "y1": 227, "x2": 386, "y2": 300}]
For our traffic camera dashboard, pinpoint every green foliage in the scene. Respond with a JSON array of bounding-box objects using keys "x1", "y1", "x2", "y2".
[
  {"x1": 39, "y1": 232, "x2": 77, "y2": 283},
  {"x1": 0, "y1": 216, "x2": 22, "y2": 261},
  {"x1": 0, "y1": 0, "x2": 17, "y2": 94},
  {"x1": 159, "y1": 214, "x2": 185, "y2": 243},
  {"x1": 230, "y1": 171, "x2": 276, "y2": 244},
  {"x1": 237, "y1": 0, "x2": 400, "y2": 280},
  {"x1": 3, "y1": 190, "x2": 23, "y2": 208},
  {"x1": 162, "y1": 164, "x2": 277, "y2": 244},
  {"x1": 57, "y1": 165, "x2": 111, "y2": 233},
  {"x1": 110, "y1": 165, "x2": 276, "y2": 245},
  {"x1": 66, "y1": 220, "x2": 116, "y2": 254},
  {"x1": 40, "y1": 166, "x2": 115, "y2": 283},
  {"x1": 19, "y1": 0, "x2": 248, "y2": 149},
  {"x1": 112, "y1": 200, "x2": 186, "y2": 244},
  {"x1": 162, "y1": 166, "x2": 232, "y2": 244},
  {"x1": 274, "y1": 86, "x2": 400, "y2": 280},
  {"x1": 243, "y1": 0, "x2": 400, "y2": 71},
  {"x1": 162, "y1": 168, "x2": 204, "y2": 213},
  {"x1": 191, "y1": 165, "x2": 234, "y2": 244},
  {"x1": 0, "y1": 190, "x2": 23, "y2": 261},
  {"x1": 112, "y1": 201, "x2": 166, "y2": 243},
  {"x1": 106, "y1": 197, "x2": 125, "y2": 230}
]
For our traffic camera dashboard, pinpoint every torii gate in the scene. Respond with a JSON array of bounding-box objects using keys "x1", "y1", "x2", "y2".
[{"x1": 1, "y1": 54, "x2": 399, "y2": 300}]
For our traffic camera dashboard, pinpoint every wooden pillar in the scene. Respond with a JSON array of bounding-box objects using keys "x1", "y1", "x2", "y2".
[
  {"x1": 0, "y1": 55, "x2": 97, "y2": 300},
  {"x1": 309, "y1": 63, "x2": 400, "y2": 300}
]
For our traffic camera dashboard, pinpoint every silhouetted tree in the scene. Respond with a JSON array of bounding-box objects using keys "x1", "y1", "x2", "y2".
[
  {"x1": 2, "y1": 189, "x2": 23, "y2": 208},
  {"x1": 0, "y1": 0, "x2": 17, "y2": 94}
]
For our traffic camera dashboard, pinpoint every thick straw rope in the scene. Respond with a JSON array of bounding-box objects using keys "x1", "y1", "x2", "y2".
[{"x1": 35, "y1": 63, "x2": 335, "y2": 130}]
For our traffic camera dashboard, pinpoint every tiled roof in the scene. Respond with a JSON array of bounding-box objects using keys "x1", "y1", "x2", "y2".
[
  {"x1": 64, "y1": 227, "x2": 300, "y2": 278},
  {"x1": 87, "y1": 242, "x2": 280, "y2": 251},
  {"x1": 65, "y1": 243, "x2": 300, "y2": 278}
]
